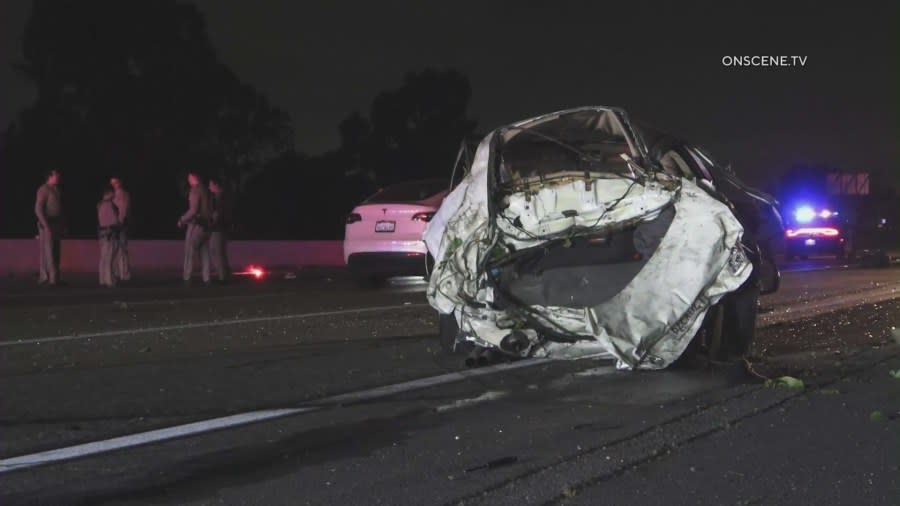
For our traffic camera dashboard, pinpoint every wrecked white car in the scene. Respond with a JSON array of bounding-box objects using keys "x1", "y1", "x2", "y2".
[{"x1": 424, "y1": 107, "x2": 781, "y2": 370}]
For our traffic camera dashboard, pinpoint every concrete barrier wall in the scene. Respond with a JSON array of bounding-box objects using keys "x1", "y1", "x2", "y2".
[{"x1": 0, "y1": 239, "x2": 345, "y2": 275}]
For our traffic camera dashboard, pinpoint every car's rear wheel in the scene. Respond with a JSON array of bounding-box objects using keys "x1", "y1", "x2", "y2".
[
  {"x1": 721, "y1": 282, "x2": 759, "y2": 359},
  {"x1": 438, "y1": 313, "x2": 472, "y2": 355},
  {"x1": 674, "y1": 276, "x2": 759, "y2": 367},
  {"x1": 671, "y1": 303, "x2": 721, "y2": 369}
]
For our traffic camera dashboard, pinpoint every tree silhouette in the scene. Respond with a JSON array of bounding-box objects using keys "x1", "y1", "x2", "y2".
[
  {"x1": 168, "y1": 67, "x2": 479, "y2": 240},
  {"x1": 339, "y1": 68, "x2": 477, "y2": 186},
  {"x1": 0, "y1": 0, "x2": 292, "y2": 238}
]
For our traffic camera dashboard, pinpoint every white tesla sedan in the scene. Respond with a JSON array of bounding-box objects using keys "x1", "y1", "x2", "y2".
[{"x1": 343, "y1": 179, "x2": 449, "y2": 286}]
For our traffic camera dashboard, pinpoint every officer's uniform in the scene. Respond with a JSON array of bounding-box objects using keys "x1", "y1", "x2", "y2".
[
  {"x1": 180, "y1": 184, "x2": 213, "y2": 283},
  {"x1": 34, "y1": 183, "x2": 63, "y2": 285},
  {"x1": 97, "y1": 195, "x2": 120, "y2": 287},
  {"x1": 112, "y1": 186, "x2": 131, "y2": 281},
  {"x1": 210, "y1": 189, "x2": 233, "y2": 281}
]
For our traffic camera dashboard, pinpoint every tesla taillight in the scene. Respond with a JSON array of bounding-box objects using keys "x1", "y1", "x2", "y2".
[
  {"x1": 412, "y1": 212, "x2": 435, "y2": 222},
  {"x1": 346, "y1": 213, "x2": 362, "y2": 224}
]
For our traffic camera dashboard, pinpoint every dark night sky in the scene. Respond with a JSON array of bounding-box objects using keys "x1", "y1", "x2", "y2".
[{"x1": 2, "y1": 1, "x2": 897, "y2": 190}]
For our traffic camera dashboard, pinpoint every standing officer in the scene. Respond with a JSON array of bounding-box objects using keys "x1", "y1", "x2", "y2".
[
  {"x1": 110, "y1": 176, "x2": 131, "y2": 282},
  {"x1": 208, "y1": 177, "x2": 233, "y2": 283},
  {"x1": 97, "y1": 187, "x2": 120, "y2": 287},
  {"x1": 177, "y1": 171, "x2": 213, "y2": 285},
  {"x1": 34, "y1": 169, "x2": 63, "y2": 286}
]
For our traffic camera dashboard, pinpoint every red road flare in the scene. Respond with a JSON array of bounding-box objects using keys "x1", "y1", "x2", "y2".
[{"x1": 235, "y1": 265, "x2": 266, "y2": 279}]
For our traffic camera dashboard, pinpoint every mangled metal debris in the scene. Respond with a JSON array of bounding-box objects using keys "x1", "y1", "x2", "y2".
[{"x1": 424, "y1": 107, "x2": 779, "y2": 370}]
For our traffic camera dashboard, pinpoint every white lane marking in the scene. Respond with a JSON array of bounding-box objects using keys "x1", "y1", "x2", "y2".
[
  {"x1": 0, "y1": 358, "x2": 554, "y2": 473},
  {"x1": 434, "y1": 391, "x2": 509, "y2": 413},
  {"x1": 109, "y1": 291, "x2": 298, "y2": 307},
  {"x1": 320, "y1": 359, "x2": 552, "y2": 405},
  {"x1": 2, "y1": 290, "x2": 296, "y2": 309},
  {"x1": 574, "y1": 366, "x2": 619, "y2": 377},
  {"x1": 38, "y1": 286, "x2": 423, "y2": 309},
  {"x1": 0, "y1": 408, "x2": 314, "y2": 473},
  {"x1": 778, "y1": 264, "x2": 849, "y2": 273},
  {"x1": 117, "y1": 285, "x2": 426, "y2": 306},
  {"x1": 109, "y1": 290, "x2": 417, "y2": 308},
  {"x1": 0, "y1": 303, "x2": 431, "y2": 347}
]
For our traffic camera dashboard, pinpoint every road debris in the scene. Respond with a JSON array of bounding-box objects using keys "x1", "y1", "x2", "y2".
[{"x1": 766, "y1": 376, "x2": 804, "y2": 389}]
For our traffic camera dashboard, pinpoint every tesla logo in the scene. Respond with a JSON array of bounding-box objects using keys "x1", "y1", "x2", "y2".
[{"x1": 382, "y1": 208, "x2": 387, "y2": 214}]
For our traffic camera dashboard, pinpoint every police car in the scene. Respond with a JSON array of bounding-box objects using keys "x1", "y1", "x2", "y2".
[{"x1": 784, "y1": 205, "x2": 847, "y2": 260}]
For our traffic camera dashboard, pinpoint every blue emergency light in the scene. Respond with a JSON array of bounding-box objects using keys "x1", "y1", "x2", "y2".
[
  {"x1": 793, "y1": 205, "x2": 837, "y2": 223},
  {"x1": 794, "y1": 206, "x2": 816, "y2": 223}
]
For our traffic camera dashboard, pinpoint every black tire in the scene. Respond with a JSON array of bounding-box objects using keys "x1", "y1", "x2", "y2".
[
  {"x1": 756, "y1": 241, "x2": 780, "y2": 294},
  {"x1": 705, "y1": 302, "x2": 726, "y2": 360},
  {"x1": 721, "y1": 282, "x2": 760, "y2": 359},
  {"x1": 438, "y1": 313, "x2": 471, "y2": 355},
  {"x1": 670, "y1": 323, "x2": 706, "y2": 369},
  {"x1": 671, "y1": 302, "x2": 723, "y2": 369}
]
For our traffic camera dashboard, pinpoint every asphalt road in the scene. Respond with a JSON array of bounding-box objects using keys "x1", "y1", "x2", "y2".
[{"x1": 0, "y1": 261, "x2": 898, "y2": 505}]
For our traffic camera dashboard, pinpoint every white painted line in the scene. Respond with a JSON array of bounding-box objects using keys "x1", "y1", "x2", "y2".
[
  {"x1": 778, "y1": 264, "x2": 849, "y2": 273},
  {"x1": 0, "y1": 408, "x2": 315, "y2": 473},
  {"x1": 435, "y1": 391, "x2": 509, "y2": 413},
  {"x1": 0, "y1": 358, "x2": 554, "y2": 473},
  {"x1": 0, "y1": 303, "x2": 431, "y2": 347},
  {"x1": 110, "y1": 291, "x2": 298, "y2": 307},
  {"x1": 321, "y1": 358, "x2": 553, "y2": 405},
  {"x1": 2, "y1": 291, "x2": 296, "y2": 310}
]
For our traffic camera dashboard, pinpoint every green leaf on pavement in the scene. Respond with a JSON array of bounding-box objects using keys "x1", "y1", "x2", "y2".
[
  {"x1": 890, "y1": 370, "x2": 900, "y2": 380},
  {"x1": 870, "y1": 411, "x2": 886, "y2": 422},
  {"x1": 766, "y1": 376, "x2": 804, "y2": 389}
]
